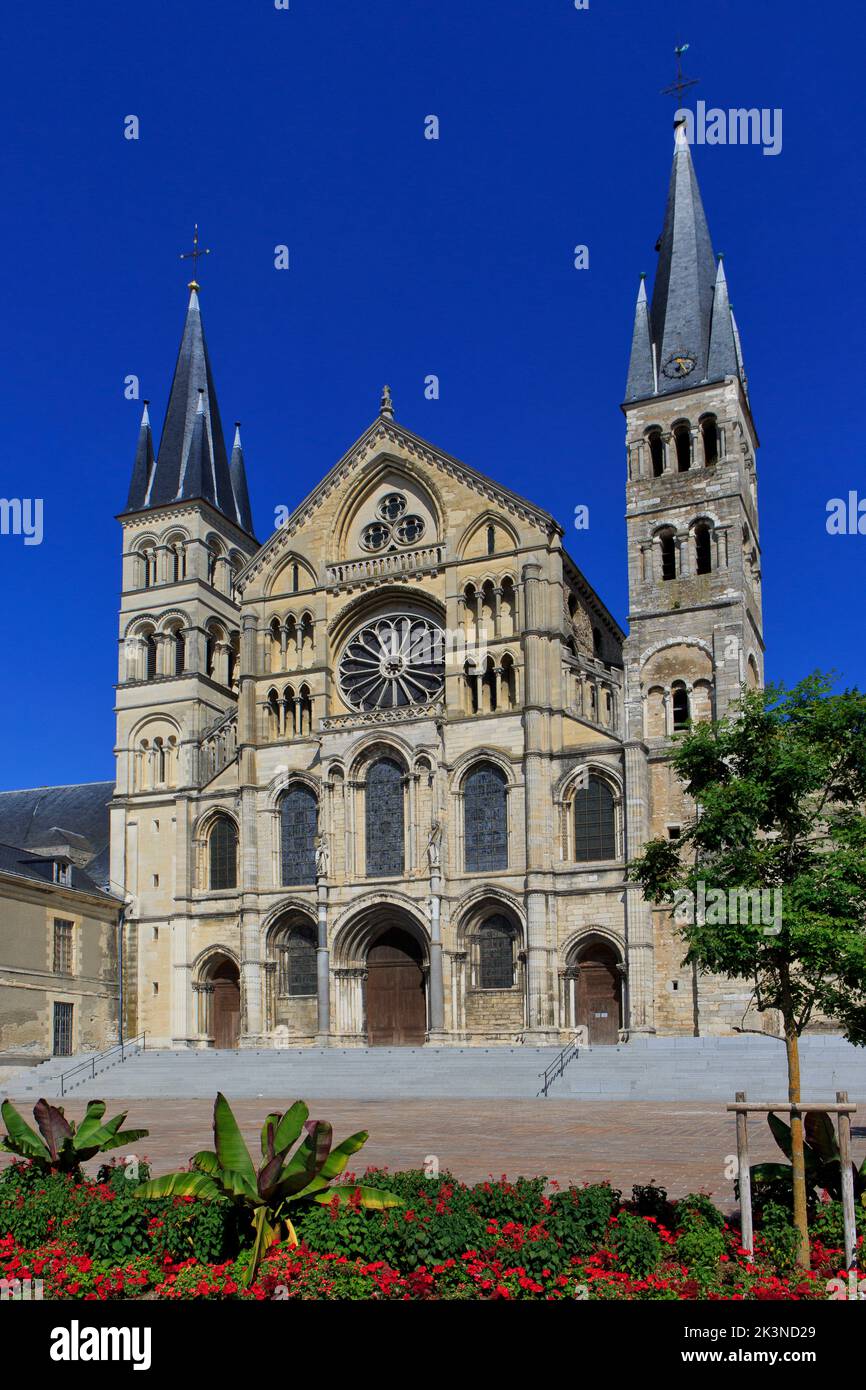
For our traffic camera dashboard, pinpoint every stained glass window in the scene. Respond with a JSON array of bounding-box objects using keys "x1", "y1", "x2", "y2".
[
  {"x1": 477, "y1": 915, "x2": 514, "y2": 989},
  {"x1": 278, "y1": 925, "x2": 317, "y2": 997},
  {"x1": 280, "y1": 785, "x2": 318, "y2": 885},
  {"x1": 573, "y1": 776, "x2": 616, "y2": 862},
  {"x1": 366, "y1": 759, "x2": 404, "y2": 877},
  {"x1": 464, "y1": 763, "x2": 508, "y2": 871},
  {"x1": 209, "y1": 816, "x2": 238, "y2": 890}
]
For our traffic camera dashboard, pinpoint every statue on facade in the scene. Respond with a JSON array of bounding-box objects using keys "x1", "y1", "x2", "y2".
[
  {"x1": 315, "y1": 835, "x2": 330, "y2": 880},
  {"x1": 426, "y1": 820, "x2": 442, "y2": 871}
]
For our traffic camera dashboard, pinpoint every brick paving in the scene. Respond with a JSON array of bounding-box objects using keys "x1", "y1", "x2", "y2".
[{"x1": 2, "y1": 1097, "x2": 831, "y2": 1209}]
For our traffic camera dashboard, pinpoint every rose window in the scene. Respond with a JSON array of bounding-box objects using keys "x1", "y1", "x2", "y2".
[{"x1": 338, "y1": 616, "x2": 445, "y2": 711}]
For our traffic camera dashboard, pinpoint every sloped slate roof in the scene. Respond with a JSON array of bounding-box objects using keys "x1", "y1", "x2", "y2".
[
  {"x1": 0, "y1": 842, "x2": 115, "y2": 900},
  {"x1": 0, "y1": 782, "x2": 114, "y2": 887}
]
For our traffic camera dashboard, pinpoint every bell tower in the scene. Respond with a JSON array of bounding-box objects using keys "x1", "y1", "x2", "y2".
[
  {"x1": 110, "y1": 279, "x2": 257, "y2": 1042},
  {"x1": 621, "y1": 118, "x2": 764, "y2": 1033}
]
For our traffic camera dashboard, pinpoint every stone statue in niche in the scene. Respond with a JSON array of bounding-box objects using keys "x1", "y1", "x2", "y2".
[
  {"x1": 315, "y1": 835, "x2": 330, "y2": 880},
  {"x1": 426, "y1": 820, "x2": 442, "y2": 870}
]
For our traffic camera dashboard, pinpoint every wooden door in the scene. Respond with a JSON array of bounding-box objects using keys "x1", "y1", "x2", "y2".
[
  {"x1": 577, "y1": 948, "x2": 621, "y2": 1045},
  {"x1": 366, "y1": 928, "x2": 426, "y2": 1046},
  {"x1": 212, "y1": 969, "x2": 241, "y2": 1048}
]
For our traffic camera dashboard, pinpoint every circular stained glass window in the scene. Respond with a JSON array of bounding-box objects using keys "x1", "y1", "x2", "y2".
[
  {"x1": 361, "y1": 522, "x2": 391, "y2": 551},
  {"x1": 395, "y1": 515, "x2": 425, "y2": 544},
  {"x1": 338, "y1": 616, "x2": 445, "y2": 712},
  {"x1": 377, "y1": 492, "x2": 407, "y2": 522}
]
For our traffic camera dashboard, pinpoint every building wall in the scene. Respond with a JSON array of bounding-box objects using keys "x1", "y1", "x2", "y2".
[{"x1": 0, "y1": 878, "x2": 119, "y2": 1055}]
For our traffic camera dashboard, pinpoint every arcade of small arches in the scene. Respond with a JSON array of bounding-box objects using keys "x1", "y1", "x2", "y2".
[
  {"x1": 631, "y1": 413, "x2": 722, "y2": 480},
  {"x1": 123, "y1": 614, "x2": 240, "y2": 689},
  {"x1": 640, "y1": 517, "x2": 728, "y2": 584},
  {"x1": 130, "y1": 531, "x2": 246, "y2": 598}
]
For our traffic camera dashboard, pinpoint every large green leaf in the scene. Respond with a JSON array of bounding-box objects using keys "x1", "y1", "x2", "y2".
[
  {"x1": 273, "y1": 1102, "x2": 308, "y2": 1155},
  {"x1": 33, "y1": 1100, "x2": 72, "y2": 1161},
  {"x1": 319, "y1": 1129, "x2": 368, "y2": 1181},
  {"x1": 804, "y1": 1111, "x2": 839, "y2": 1163},
  {"x1": 192, "y1": 1149, "x2": 221, "y2": 1177},
  {"x1": 216, "y1": 1166, "x2": 259, "y2": 1201},
  {"x1": 767, "y1": 1112, "x2": 793, "y2": 1160},
  {"x1": 311, "y1": 1184, "x2": 402, "y2": 1209},
  {"x1": 283, "y1": 1121, "x2": 332, "y2": 1180},
  {"x1": 260, "y1": 1112, "x2": 282, "y2": 1160},
  {"x1": 750, "y1": 1161, "x2": 794, "y2": 1185},
  {"x1": 90, "y1": 1128, "x2": 149, "y2": 1154},
  {"x1": 213, "y1": 1093, "x2": 256, "y2": 1189},
  {"x1": 135, "y1": 1171, "x2": 223, "y2": 1200},
  {"x1": 0, "y1": 1100, "x2": 50, "y2": 1161},
  {"x1": 73, "y1": 1101, "x2": 110, "y2": 1146},
  {"x1": 243, "y1": 1206, "x2": 281, "y2": 1288}
]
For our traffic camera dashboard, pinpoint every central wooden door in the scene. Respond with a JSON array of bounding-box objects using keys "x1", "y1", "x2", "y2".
[
  {"x1": 576, "y1": 946, "x2": 622, "y2": 1045},
  {"x1": 212, "y1": 961, "x2": 241, "y2": 1048},
  {"x1": 366, "y1": 928, "x2": 426, "y2": 1046}
]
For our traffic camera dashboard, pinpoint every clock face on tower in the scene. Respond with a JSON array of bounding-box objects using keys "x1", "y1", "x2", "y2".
[{"x1": 662, "y1": 351, "x2": 697, "y2": 380}]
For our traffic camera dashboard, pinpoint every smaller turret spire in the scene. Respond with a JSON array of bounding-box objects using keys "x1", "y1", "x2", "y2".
[
  {"x1": 126, "y1": 400, "x2": 154, "y2": 510},
  {"x1": 379, "y1": 384, "x2": 394, "y2": 419},
  {"x1": 229, "y1": 421, "x2": 254, "y2": 535},
  {"x1": 625, "y1": 274, "x2": 657, "y2": 401}
]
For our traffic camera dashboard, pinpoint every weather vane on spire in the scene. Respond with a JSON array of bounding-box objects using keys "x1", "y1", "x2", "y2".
[
  {"x1": 660, "y1": 42, "x2": 699, "y2": 106},
  {"x1": 180, "y1": 224, "x2": 211, "y2": 288}
]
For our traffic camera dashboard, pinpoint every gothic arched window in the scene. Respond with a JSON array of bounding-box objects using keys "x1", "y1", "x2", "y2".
[
  {"x1": 365, "y1": 758, "x2": 404, "y2": 877},
  {"x1": 672, "y1": 682, "x2": 690, "y2": 730},
  {"x1": 648, "y1": 429, "x2": 664, "y2": 477},
  {"x1": 464, "y1": 762, "x2": 508, "y2": 872},
  {"x1": 280, "y1": 784, "x2": 318, "y2": 886},
  {"x1": 144, "y1": 632, "x2": 157, "y2": 680},
  {"x1": 573, "y1": 776, "x2": 616, "y2": 863},
  {"x1": 659, "y1": 530, "x2": 677, "y2": 581},
  {"x1": 277, "y1": 924, "x2": 317, "y2": 997},
  {"x1": 477, "y1": 915, "x2": 515, "y2": 989},
  {"x1": 694, "y1": 522, "x2": 712, "y2": 575},
  {"x1": 674, "y1": 423, "x2": 691, "y2": 472},
  {"x1": 701, "y1": 415, "x2": 719, "y2": 465},
  {"x1": 209, "y1": 816, "x2": 238, "y2": 890}
]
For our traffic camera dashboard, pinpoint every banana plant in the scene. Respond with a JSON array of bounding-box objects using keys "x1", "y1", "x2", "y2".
[
  {"x1": 0, "y1": 1098, "x2": 149, "y2": 1174},
  {"x1": 135, "y1": 1093, "x2": 401, "y2": 1285},
  {"x1": 751, "y1": 1110, "x2": 866, "y2": 1203}
]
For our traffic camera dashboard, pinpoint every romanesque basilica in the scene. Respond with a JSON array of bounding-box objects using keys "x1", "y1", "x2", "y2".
[{"x1": 108, "y1": 118, "x2": 764, "y2": 1050}]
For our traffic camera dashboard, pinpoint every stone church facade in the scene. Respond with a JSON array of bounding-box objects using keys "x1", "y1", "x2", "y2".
[{"x1": 110, "y1": 118, "x2": 765, "y2": 1049}]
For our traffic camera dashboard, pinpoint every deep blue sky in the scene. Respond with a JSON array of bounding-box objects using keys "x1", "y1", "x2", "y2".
[{"x1": 1, "y1": 0, "x2": 864, "y2": 789}]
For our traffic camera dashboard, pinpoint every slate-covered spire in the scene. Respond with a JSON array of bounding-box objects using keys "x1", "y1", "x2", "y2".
[
  {"x1": 229, "y1": 423, "x2": 254, "y2": 535},
  {"x1": 625, "y1": 275, "x2": 656, "y2": 401},
  {"x1": 124, "y1": 285, "x2": 254, "y2": 535},
  {"x1": 126, "y1": 401, "x2": 154, "y2": 510},
  {"x1": 625, "y1": 118, "x2": 747, "y2": 403}
]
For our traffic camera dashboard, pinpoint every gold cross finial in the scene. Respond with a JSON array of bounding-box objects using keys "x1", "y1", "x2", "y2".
[
  {"x1": 180, "y1": 223, "x2": 212, "y2": 288},
  {"x1": 660, "y1": 42, "x2": 699, "y2": 105}
]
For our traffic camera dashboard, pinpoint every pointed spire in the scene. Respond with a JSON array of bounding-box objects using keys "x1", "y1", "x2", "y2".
[
  {"x1": 649, "y1": 117, "x2": 717, "y2": 396},
  {"x1": 229, "y1": 421, "x2": 254, "y2": 535},
  {"x1": 706, "y1": 255, "x2": 740, "y2": 385},
  {"x1": 126, "y1": 285, "x2": 255, "y2": 534},
  {"x1": 626, "y1": 118, "x2": 748, "y2": 403},
  {"x1": 625, "y1": 274, "x2": 657, "y2": 402},
  {"x1": 126, "y1": 400, "x2": 155, "y2": 510},
  {"x1": 379, "y1": 384, "x2": 394, "y2": 419}
]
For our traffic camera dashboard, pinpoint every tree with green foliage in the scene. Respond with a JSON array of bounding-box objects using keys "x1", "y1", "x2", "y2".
[
  {"x1": 135, "y1": 1092, "x2": 401, "y2": 1286},
  {"x1": 628, "y1": 674, "x2": 866, "y2": 1268}
]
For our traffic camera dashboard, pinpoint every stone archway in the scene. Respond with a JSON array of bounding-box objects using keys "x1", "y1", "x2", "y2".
[
  {"x1": 574, "y1": 942, "x2": 623, "y2": 1046},
  {"x1": 197, "y1": 953, "x2": 241, "y2": 1049},
  {"x1": 366, "y1": 926, "x2": 426, "y2": 1046}
]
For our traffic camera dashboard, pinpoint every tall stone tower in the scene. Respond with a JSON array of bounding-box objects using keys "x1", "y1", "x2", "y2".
[
  {"x1": 110, "y1": 282, "x2": 257, "y2": 1040},
  {"x1": 622, "y1": 118, "x2": 764, "y2": 1034}
]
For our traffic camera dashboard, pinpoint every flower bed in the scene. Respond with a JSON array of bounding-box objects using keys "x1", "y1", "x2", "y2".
[{"x1": 0, "y1": 1161, "x2": 858, "y2": 1300}]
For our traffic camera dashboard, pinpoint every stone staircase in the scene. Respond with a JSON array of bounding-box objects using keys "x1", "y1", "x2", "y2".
[{"x1": 1, "y1": 1034, "x2": 863, "y2": 1102}]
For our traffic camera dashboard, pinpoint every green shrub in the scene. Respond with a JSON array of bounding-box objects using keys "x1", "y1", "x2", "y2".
[
  {"x1": 545, "y1": 1183, "x2": 620, "y2": 1257},
  {"x1": 0, "y1": 1164, "x2": 89, "y2": 1246},
  {"x1": 630, "y1": 1181, "x2": 673, "y2": 1224},
  {"x1": 608, "y1": 1211, "x2": 662, "y2": 1278},
  {"x1": 466, "y1": 1175, "x2": 547, "y2": 1224},
  {"x1": 676, "y1": 1192, "x2": 725, "y2": 1230},
  {"x1": 755, "y1": 1201, "x2": 801, "y2": 1275}
]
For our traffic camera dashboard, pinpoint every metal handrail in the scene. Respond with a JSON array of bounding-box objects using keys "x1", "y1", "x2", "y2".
[
  {"x1": 58, "y1": 1032, "x2": 146, "y2": 1097},
  {"x1": 538, "y1": 1036, "x2": 580, "y2": 1097}
]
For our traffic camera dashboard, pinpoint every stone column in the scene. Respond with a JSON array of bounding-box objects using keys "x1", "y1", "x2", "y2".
[
  {"x1": 428, "y1": 869, "x2": 445, "y2": 1041},
  {"x1": 315, "y1": 877, "x2": 330, "y2": 1042},
  {"x1": 521, "y1": 560, "x2": 557, "y2": 1042},
  {"x1": 622, "y1": 740, "x2": 655, "y2": 1032}
]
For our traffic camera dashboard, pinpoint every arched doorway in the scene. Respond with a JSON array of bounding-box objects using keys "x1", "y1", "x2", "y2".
[
  {"x1": 211, "y1": 957, "x2": 241, "y2": 1049},
  {"x1": 576, "y1": 943, "x2": 622, "y2": 1045},
  {"x1": 366, "y1": 927, "x2": 426, "y2": 1046}
]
